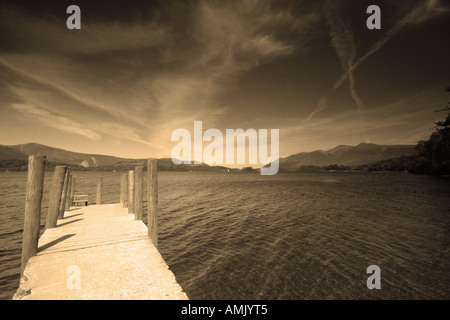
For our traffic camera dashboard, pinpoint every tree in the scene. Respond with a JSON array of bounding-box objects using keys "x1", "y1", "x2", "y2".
[{"x1": 415, "y1": 87, "x2": 450, "y2": 174}]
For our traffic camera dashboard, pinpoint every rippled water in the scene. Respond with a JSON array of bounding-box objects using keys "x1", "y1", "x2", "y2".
[{"x1": 0, "y1": 171, "x2": 449, "y2": 300}]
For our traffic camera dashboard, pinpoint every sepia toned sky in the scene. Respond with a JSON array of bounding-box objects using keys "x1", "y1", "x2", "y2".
[{"x1": 0, "y1": 0, "x2": 449, "y2": 160}]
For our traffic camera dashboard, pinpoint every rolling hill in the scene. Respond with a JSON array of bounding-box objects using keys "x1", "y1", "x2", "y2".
[
  {"x1": 8, "y1": 143, "x2": 128, "y2": 168},
  {"x1": 277, "y1": 143, "x2": 416, "y2": 171},
  {"x1": 0, "y1": 145, "x2": 29, "y2": 160},
  {"x1": 1, "y1": 142, "x2": 417, "y2": 172},
  {"x1": 0, "y1": 143, "x2": 228, "y2": 172}
]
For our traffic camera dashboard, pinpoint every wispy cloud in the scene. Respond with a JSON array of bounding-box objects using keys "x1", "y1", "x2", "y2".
[
  {"x1": 356, "y1": 0, "x2": 446, "y2": 67},
  {"x1": 1, "y1": 0, "x2": 313, "y2": 158},
  {"x1": 138, "y1": 0, "x2": 317, "y2": 157},
  {"x1": 0, "y1": 56, "x2": 152, "y2": 128},
  {"x1": 307, "y1": 0, "x2": 365, "y2": 121},
  {"x1": 286, "y1": 85, "x2": 447, "y2": 154},
  {"x1": 308, "y1": 0, "x2": 447, "y2": 121},
  {"x1": 1, "y1": 0, "x2": 445, "y2": 159},
  {"x1": 0, "y1": 6, "x2": 171, "y2": 55},
  {"x1": 11, "y1": 103, "x2": 102, "y2": 141},
  {"x1": 192, "y1": 1, "x2": 300, "y2": 77}
]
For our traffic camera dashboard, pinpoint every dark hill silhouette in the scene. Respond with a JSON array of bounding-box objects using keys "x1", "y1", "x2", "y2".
[{"x1": 277, "y1": 143, "x2": 415, "y2": 171}]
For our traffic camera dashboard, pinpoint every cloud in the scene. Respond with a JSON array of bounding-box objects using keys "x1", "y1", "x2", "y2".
[
  {"x1": 94, "y1": 122, "x2": 165, "y2": 151},
  {"x1": 192, "y1": 0, "x2": 299, "y2": 77},
  {"x1": 306, "y1": 0, "x2": 365, "y2": 121},
  {"x1": 11, "y1": 103, "x2": 102, "y2": 141},
  {"x1": 288, "y1": 85, "x2": 446, "y2": 154},
  {"x1": 10, "y1": 99, "x2": 162, "y2": 150},
  {"x1": 0, "y1": 5, "x2": 171, "y2": 55},
  {"x1": 139, "y1": 0, "x2": 316, "y2": 157},
  {"x1": 0, "y1": 56, "x2": 149, "y2": 127},
  {"x1": 308, "y1": 0, "x2": 446, "y2": 120},
  {"x1": 306, "y1": 96, "x2": 328, "y2": 122},
  {"x1": 326, "y1": 0, "x2": 365, "y2": 114},
  {"x1": 325, "y1": 0, "x2": 355, "y2": 70},
  {"x1": 354, "y1": 0, "x2": 445, "y2": 69},
  {"x1": 0, "y1": 0, "x2": 320, "y2": 158}
]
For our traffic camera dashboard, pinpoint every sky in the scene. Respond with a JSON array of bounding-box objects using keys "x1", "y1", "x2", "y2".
[{"x1": 0, "y1": 0, "x2": 449, "y2": 164}]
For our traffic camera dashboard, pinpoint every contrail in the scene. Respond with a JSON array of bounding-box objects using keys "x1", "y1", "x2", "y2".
[
  {"x1": 326, "y1": 0, "x2": 355, "y2": 71},
  {"x1": 307, "y1": 0, "x2": 365, "y2": 121},
  {"x1": 357, "y1": 0, "x2": 441, "y2": 68},
  {"x1": 307, "y1": 0, "x2": 444, "y2": 121}
]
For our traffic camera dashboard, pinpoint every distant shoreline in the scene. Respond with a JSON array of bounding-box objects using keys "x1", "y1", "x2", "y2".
[{"x1": 2, "y1": 164, "x2": 448, "y2": 178}]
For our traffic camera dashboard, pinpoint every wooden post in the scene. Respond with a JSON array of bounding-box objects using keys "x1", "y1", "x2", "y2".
[
  {"x1": 120, "y1": 173, "x2": 128, "y2": 207},
  {"x1": 96, "y1": 176, "x2": 103, "y2": 205},
  {"x1": 147, "y1": 159, "x2": 158, "y2": 248},
  {"x1": 58, "y1": 169, "x2": 70, "y2": 219},
  {"x1": 64, "y1": 174, "x2": 72, "y2": 211},
  {"x1": 70, "y1": 177, "x2": 75, "y2": 207},
  {"x1": 134, "y1": 166, "x2": 144, "y2": 220},
  {"x1": 20, "y1": 155, "x2": 46, "y2": 277},
  {"x1": 45, "y1": 166, "x2": 67, "y2": 229},
  {"x1": 128, "y1": 170, "x2": 135, "y2": 214}
]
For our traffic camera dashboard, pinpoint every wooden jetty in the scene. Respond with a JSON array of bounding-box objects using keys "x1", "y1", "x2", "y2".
[{"x1": 14, "y1": 156, "x2": 188, "y2": 300}]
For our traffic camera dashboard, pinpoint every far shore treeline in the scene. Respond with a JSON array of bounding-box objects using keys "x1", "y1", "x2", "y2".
[{"x1": 0, "y1": 158, "x2": 234, "y2": 173}]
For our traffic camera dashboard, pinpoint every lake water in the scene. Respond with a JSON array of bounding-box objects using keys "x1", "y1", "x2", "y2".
[{"x1": 0, "y1": 171, "x2": 449, "y2": 300}]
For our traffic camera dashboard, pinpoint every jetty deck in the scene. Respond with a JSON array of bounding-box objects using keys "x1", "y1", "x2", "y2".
[
  {"x1": 15, "y1": 157, "x2": 188, "y2": 300},
  {"x1": 15, "y1": 203, "x2": 188, "y2": 300}
]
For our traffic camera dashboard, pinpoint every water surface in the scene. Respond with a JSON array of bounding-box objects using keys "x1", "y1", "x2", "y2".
[{"x1": 0, "y1": 171, "x2": 449, "y2": 299}]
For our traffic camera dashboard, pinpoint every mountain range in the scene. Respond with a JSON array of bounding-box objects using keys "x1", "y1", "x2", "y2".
[
  {"x1": 0, "y1": 142, "x2": 416, "y2": 172},
  {"x1": 0, "y1": 143, "x2": 216, "y2": 171},
  {"x1": 1, "y1": 143, "x2": 126, "y2": 167},
  {"x1": 277, "y1": 143, "x2": 416, "y2": 172}
]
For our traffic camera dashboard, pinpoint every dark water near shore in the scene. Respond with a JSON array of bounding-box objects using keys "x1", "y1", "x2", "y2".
[{"x1": 0, "y1": 171, "x2": 449, "y2": 300}]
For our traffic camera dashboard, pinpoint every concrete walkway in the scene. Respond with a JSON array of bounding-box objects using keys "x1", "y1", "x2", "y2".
[{"x1": 14, "y1": 204, "x2": 188, "y2": 300}]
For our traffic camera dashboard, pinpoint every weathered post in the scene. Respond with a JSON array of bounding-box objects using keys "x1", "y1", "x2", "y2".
[
  {"x1": 95, "y1": 177, "x2": 103, "y2": 205},
  {"x1": 20, "y1": 155, "x2": 46, "y2": 277},
  {"x1": 120, "y1": 173, "x2": 128, "y2": 207},
  {"x1": 65, "y1": 174, "x2": 72, "y2": 211},
  {"x1": 128, "y1": 170, "x2": 135, "y2": 214},
  {"x1": 70, "y1": 177, "x2": 75, "y2": 206},
  {"x1": 96, "y1": 176, "x2": 103, "y2": 205},
  {"x1": 58, "y1": 169, "x2": 70, "y2": 219},
  {"x1": 45, "y1": 166, "x2": 67, "y2": 229},
  {"x1": 147, "y1": 159, "x2": 158, "y2": 248},
  {"x1": 134, "y1": 166, "x2": 144, "y2": 220}
]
